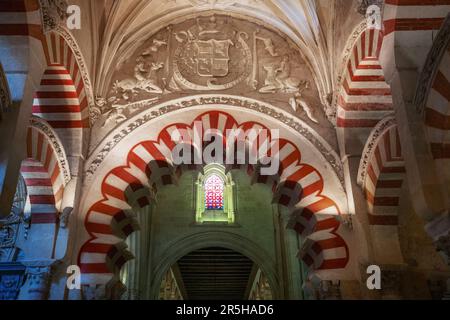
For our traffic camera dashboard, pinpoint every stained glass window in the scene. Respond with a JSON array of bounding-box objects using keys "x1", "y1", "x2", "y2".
[{"x1": 204, "y1": 174, "x2": 224, "y2": 210}]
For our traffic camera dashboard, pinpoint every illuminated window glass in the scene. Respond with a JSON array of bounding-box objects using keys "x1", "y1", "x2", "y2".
[{"x1": 204, "y1": 174, "x2": 224, "y2": 210}]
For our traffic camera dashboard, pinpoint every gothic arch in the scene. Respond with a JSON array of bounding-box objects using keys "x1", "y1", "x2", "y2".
[
  {"x1": 77, "y1": 101, "x2": 350, "y2": 291},
  {"x1": 149, "y1": 231, "x2": 281, "y2": 299}
]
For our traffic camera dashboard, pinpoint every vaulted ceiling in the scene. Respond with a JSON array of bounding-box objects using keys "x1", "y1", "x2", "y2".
[{"x1": 83, "y1": 0, "x2": 342, "y2": 106}]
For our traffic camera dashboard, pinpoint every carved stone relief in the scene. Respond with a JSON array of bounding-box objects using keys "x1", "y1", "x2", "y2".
[
  {"x1": 39, "y1": 0, "x2": 69, "y2": 33},
  {"x1": 85, "y1": 95, "x2": 344, "y2": 187},
  {"x1": 356, "y1": 0, "x2": 383, "y2": 16},
  {"x1": 99, "y1": 14, "x2": 324, "y2": 130}
]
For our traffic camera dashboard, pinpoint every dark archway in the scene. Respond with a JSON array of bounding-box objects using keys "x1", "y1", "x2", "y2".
[{"x1": 160, "y1": 246, "x2": 273, "y2": 300}]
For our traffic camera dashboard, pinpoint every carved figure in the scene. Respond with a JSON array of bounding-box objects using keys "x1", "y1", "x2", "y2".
[
  {"x1": 142, "y1": 39, "x2": 168, "y2": 55},
  {"x1": 289, "y1": 81, "x2": 319, "y2": 124},
  {"x1": 255, "y1": 35, "x2": 278, "y2": 57},
  {"x1": 259, "y1": 56, "x2": 301, "y2": 93},
  {"x1": 113, "y1": 60, "x2": 164, "y2": 99},
  {"x1": 102, "y1": 103, "x2": 128, "y2": 128}
]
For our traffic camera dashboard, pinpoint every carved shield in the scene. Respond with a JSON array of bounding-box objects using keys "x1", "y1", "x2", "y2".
[{"x1": 194, "y1": 39, "x2": 233, "y2": 77}]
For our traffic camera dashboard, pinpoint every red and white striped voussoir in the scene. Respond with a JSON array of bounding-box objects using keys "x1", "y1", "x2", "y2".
[
  {"x1": 24, "y1": 126, "x2": 66, "y2": 220},
  {"x1": 79, "y1": 111, "x2": 349, "y2": 282},
  {"x1": 300, "y1": 230, "x2": 349, "y2": 271},
  {"x1": 384, "y1": 0, "x2": 450, "y2": 36},
  {"x1": 43, "y1": 31, "x2": 90, "y2": 126},
  {"x1": 32, "y1": 65, "x2": 83, "y2": 129},
  {"x1": 290, "y1": 194, "x2": 342, "y2": 237},
  {"x1": 337, "y1": 28, "x2": 393, "y2": 128},
  {"x1": 425, "y1": 47, "x2": 450, "y2": 159},
  {"x1": 364, "y1": 125, "x2": 405, "y2": 226},
  {"x1": 20, "y1": 159, "x2": 58, "y2": 225}
]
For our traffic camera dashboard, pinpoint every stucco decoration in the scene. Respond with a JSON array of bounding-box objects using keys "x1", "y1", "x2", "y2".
[
  {"x1": 39, "y1": 0, "x2": 68, "y2": 33},
  {"x1": 331, "y1": 20, "x2": 368, "y2": 125},
  {"x1": 100, "y1": 14, "x2": 324, "y2": 129},
  {"x1": 85, "y1": 94, "x2": 344, "y2": 187}
]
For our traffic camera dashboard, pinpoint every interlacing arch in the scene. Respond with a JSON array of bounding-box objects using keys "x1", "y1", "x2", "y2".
[{"x1": 79, "y1": 111, "x2": 349, "y2": 287}]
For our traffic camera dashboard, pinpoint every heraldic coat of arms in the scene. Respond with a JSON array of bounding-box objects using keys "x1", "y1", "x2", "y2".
[{"x1": 171, "y1": 15, "x2": 252, "y2": 91}]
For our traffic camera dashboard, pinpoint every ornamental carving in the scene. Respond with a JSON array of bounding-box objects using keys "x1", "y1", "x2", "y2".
[
  {"x1": 102, "y1": 14, "x2": 322, "y2": 128},
  {"x1": 414, "y1": 15, "x2": 450, "y2": 116},
  {"x1": 357, "y1": 0, "x2": 383, "y2": 16},
  {"x1": 39, "y1": 0, "x2": 68, "y2": 33},
  {"x1": 86, "y1": 95, "x2": 344, "y2": 187}
]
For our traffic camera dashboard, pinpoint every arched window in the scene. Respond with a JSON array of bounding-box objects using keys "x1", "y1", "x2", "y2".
[
  {"x1": 195, "y1": 164, "x2": 235, "y2": 224},
  {"x1": 204, "y1": 174, "x2": 224, "y2": 210}
]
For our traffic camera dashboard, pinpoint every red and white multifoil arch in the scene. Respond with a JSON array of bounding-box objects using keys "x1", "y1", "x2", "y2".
[{"x1": 79, "y1": 110, "x2": 350, "y2": 285}]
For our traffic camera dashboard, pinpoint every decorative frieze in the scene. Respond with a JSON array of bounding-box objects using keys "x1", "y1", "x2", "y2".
[{"x1": 85, "y1": 95, "x2": 344, "y2": 187}]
